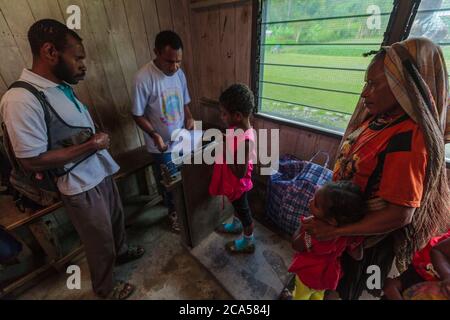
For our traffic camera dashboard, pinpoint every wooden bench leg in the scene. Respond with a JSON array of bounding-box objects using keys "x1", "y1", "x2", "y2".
[
  {"x1": 144, "y1": 167, "x2": 158, "y2": 197},
  {"x1": 0, "y1": 245, "x2": 85, "y2": 298},
  {"x1": 28, "y1": 219, "x2": 62, "y2": 266}
]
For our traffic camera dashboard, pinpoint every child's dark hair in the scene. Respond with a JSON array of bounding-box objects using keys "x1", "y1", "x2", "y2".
[
  {"x1": 219, "y1": 83, "x2": 255, "y2": 117},
  {"x1": 321, "y1": 181, "x2": 365, "y2": 226}
]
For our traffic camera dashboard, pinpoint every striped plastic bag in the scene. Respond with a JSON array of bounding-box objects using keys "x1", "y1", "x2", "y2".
[{"x1": 266, "y1": 152, "x2": 333, "y2": 235}]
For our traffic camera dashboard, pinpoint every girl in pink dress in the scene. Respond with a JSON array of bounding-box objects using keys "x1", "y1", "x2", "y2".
[{"x1": 209, "y1": 84, "x2": 257, "y2": 254}]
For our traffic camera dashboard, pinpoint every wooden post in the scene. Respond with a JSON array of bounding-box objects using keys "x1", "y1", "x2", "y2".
[
  {"x1": 382, "y1": 0, "x2": 421, "y2": 46},
  {"x1": 28, "y1": 219, "x2": 62, "y2": 263}
]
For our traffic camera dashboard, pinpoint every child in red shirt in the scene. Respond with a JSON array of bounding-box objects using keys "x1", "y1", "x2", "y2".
[
  {"x1": 383, "y1": 229, "x2": 450, "y2": 300},
  {"x1": 289, "y1": 181, "x2": 365, "y2": 300}
]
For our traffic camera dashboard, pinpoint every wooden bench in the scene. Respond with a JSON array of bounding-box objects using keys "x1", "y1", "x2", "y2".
[
  {"x1": 0, "y1": 146, "x2": 156, "y2": 297},
  {"x1": 113, "y1": 146, "x2": 154, "y2": 181},
  {"x1": 0, "y1": 146, "x2": 154, "y2": 231}
]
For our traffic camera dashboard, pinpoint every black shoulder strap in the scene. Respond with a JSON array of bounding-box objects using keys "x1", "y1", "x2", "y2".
[
  {"x1": 7, "y1": 81, "x2": 96, "y2": 177},
  {"x1": 8, "y1": 81, "x2": 52, "y2": 148}
]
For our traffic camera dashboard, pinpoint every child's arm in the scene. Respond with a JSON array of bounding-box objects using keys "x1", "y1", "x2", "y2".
[
  {"x1": 292, "y1": 228, "x2": 313, "y2": 252},
  {"x1": 346, "y1": 244, "x2": 364, "y2": 261},
  {"x1": 292, "y1": 227, "x2": 306, "y2": 252},
  {"x1": 383, "y1": 277, "x2": 404, "y2": 300},
  {"x1": 292, "y1": 224, "x2": 302, "y2": 243},
  {"x1": 227, "y1": 140, "x2": 251, "y2": 179},
  {"x1": 292, "y1": 216, "x2": 314, "y2": 252},
  {"x1": 430, "y1": 237, "x2": 450, "y2": 298},
  {"x1": 345, "y1": 237, "x2": 365, "y2": 261}
]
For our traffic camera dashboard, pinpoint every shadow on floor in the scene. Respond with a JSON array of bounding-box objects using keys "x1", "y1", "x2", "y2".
[{"x1": 16, "y1": 205, "x2": 231, "y2": 300}]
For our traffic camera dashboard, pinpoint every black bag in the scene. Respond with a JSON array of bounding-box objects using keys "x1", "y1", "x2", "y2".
[
  {"x1": 1, "y1": 81, "x2": 95, "y2": 210},
  {"x1": 0, "y1": 137, "x2": 12, "y2": 192},
  {"x1": 0, "y1": 227, "x2": 22, "y2": 264},
  {"x1": 2, "y1": 121, "x2": 60, "y2": 209}
]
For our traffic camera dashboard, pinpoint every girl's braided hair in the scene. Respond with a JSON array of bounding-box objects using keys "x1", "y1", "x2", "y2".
[
  {"x1": 363, "y1": 48, "x2": 386, "y2": 59},
  {"x1": 219, "y1": 83, "x2": 255, "y2": 117}
]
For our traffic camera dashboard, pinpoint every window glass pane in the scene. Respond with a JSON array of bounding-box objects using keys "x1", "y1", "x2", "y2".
[
  {"x1": 265, "y1": 0, "x2": 393, "y2": 22},
  {"x1": 259, "y1": 0, "x2": 394, "y2": 133},
  {"x1": 408, "y1": 0, "x2": 450, "y2": 159}
]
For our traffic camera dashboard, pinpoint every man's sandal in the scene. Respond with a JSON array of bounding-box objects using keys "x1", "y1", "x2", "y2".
[
  {"x1": 168, "y1": 212, "x2": 181, "y2": 234},
  {"x1": 106, "y1": 281, "x2": 135, "y2": 300},
  {"x1": 116, "y1": 245, "x2": 145, "y2": 265},
  {"x1": 225, "y1": 240, "x2": 255, "y2": 254}
]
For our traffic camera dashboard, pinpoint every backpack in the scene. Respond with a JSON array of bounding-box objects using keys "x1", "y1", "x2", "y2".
[
  {"x1": 0, "y1": 227, "x2": 23, "y2": 264},
  {"x1": 1, "y1": 81, "x2": 95, "y2": 210},
  {"x1": 0, "y1": 137, "x2": 12, "y2": 192}
]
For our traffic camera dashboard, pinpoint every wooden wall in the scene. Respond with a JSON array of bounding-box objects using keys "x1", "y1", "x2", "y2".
[
  {"x1": 188, "y1": 0, "x2": 450, "y2": 175},
  {"x1": 0, "y1": 0, "x2": 447, "y2": 173},
  {"x1": 0, "y1": 0, "x2": 339, "y2": 164},
  {"x1": 188, "y1": 0, "x2": 342, "y2": 165},
  {"x1": 190, "y1": 0, "x2": 253, "y2": 127},
  {"x1": 252, "y1": 118, "x2": 341, "y2": 167},
  {"x1": 0, "y1": 0, "x2": 198, "y2": 156}
]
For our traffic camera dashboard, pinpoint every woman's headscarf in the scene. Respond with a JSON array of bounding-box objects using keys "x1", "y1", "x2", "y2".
[{"x1": 343, "y1": 37, "x2": 450, "y2": 272}]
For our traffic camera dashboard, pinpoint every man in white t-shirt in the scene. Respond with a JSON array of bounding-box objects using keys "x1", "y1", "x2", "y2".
[
  {"x1": 132, "y1": 31, "x2": 195, "y2": 233},
  {"x1": 1, "y1": 19, "x2": 144, "y2": 299}
]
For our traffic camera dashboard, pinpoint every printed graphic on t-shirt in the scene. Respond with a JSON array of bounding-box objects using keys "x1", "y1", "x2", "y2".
[{"x1": 160, "y1": 88, "x2": 182, "y2": 126}]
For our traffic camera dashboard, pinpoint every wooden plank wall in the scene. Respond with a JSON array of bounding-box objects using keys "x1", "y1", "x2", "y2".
[
  {"x1": 0, "y1": 0, "x2": 198, "y2": 156},
  {"x1": 189, "y1": 0, "x2": 342, "y2": 165},
  {"x1": 189, "y1": 0, "x2": 449, "y2": 174},
  {"x1": 252, "y1": 118, "x2": 341, "y2": 167},
  {"x1": 190, "y1": 0, "x2": 252, "y2": 124},
  {"x1": 1, "y1": 0, "x2": 447, "y2": 173}
]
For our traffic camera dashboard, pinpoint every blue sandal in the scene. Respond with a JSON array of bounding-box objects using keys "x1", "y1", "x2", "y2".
[{"x1": 216, "y1": 223, "x2": 243, "y2": 235}]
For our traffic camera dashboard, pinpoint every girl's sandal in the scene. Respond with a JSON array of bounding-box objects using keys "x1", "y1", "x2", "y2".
[
  {"x1": 107, "y1": 281, "x2": 135, "y2": 300},
  {"x1": 225, "y1": 240, "x2": 255, "y2": 254},
  {"x1": 279, "y1": 288, "x2": 293, "y2": 300},
  {"x1": 216, "y1": 224, "x2": 243, "y2": 235}
]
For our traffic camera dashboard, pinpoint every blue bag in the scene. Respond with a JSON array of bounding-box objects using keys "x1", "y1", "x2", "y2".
[
  {"x1": 266, "y1": 152, "x2": 333, "y2": 236},
  {"x1": 0, "y1": 228, "x2": 22, "y2": 263}
]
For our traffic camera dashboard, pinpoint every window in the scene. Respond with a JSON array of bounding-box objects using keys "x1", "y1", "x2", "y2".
[
  {"x1": 406, "y1": 0, "x2": 450, "y2": 160},
  {"x1": 257, "y1": 0, "x2": 395, "y2": 134}
]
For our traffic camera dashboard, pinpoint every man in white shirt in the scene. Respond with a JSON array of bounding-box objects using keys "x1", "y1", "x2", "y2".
[
  {"x1": 0, "y1": 19, "x2": 144, "y2": 299},
  {"x1": 132, "y1": 31, "x2": 195, "y2": 233}
]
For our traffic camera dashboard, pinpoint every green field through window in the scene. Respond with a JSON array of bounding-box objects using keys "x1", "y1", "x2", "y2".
[
  {"x1": 258, "y1": 0, "x2": 450, "y2": 159},
  {"x1": 258, "y1": 0, "x2": 394, "y2": 132}
]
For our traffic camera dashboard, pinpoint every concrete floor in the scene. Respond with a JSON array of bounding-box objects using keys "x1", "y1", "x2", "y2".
[
  {"x1": 10, "y1": 191, "x2": 388, "y2": 300},
  {"x1": 17, "y1": 205, "x2": 231, "y2": 300}
]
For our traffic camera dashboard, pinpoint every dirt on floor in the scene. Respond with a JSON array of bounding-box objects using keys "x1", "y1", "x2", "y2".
[{"x1": 16, "y1": 205, "x2": 231, "y2": 300}]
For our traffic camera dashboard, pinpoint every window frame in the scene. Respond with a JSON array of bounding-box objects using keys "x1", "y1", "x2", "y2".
[
  {"x1": 251, "y1": 0, "x2": 421, "y2": 131},
  {"x1": 251, "y1": 0, "x2": 403, "y2": 135},
  {"x1": 251, "y1": 0, "x2": 449, "y2": 167}
]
